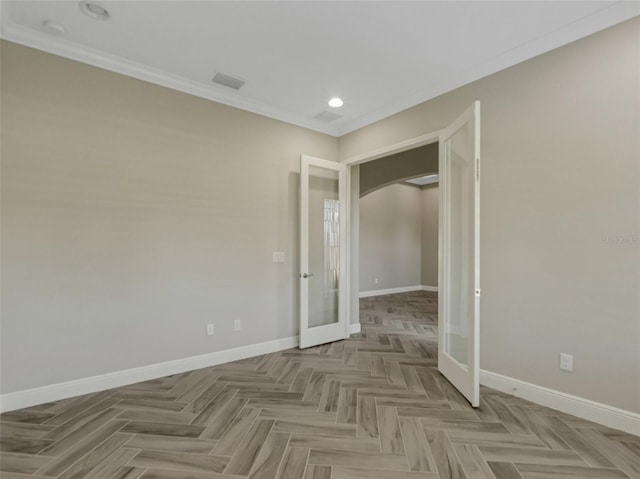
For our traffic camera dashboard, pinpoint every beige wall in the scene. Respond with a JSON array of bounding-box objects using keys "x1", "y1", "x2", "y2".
[
  {"x1": 421, "y1": 184, "x2": 439, "y2": 288},
  {"x1": 359, "y1": 182, "x2": 439, "y2": 293},
  {"x1": 359, "y1": 184, "x2": 422, "y2": 291},
  {"x1": 341, "y1": 18, "x2": 640, "y2": 413},
  {"x1": 0, "y1": 41, "x2": 337, "y2": 394}
]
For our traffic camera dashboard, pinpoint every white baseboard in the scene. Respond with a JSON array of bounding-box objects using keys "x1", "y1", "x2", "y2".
[
  {"x1": 420, "y1": 285, "x2": 438, "y2": 292},
  {"x1": 5, "y1": 333, "x2": 636, "y2": 437},
  {"x1": 0, "y1": 325, "x2": 366, "y2": 413},
  {"x1": 0, "y1": 336, "x2": 298, "y2": 413},
  {"x1": 359, "y1": 285, "x2": 438, "y2": 298},
  {"x1": 359, "y1": 285, "x2": 422, "y2": 298},
  {"x1": 480, "y1": 369, "x2": 640, "y2": 436}
]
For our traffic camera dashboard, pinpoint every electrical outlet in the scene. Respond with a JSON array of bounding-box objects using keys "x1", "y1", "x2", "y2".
[
  {"x1": 374, "y1": 277, "x2": 379, "y2": 285},
  {"x1": 272, "y1": 252, "x2": 285, "y2": 263},
  {"x1": 560, "y1": 353, "x2": 573, "y2": 372},
  {"x1": 234, "y1": 319, "x2": 242, "y2": 332},
  {"x1": 207, "y1": 324, "x2": 215, "y2": 336}
]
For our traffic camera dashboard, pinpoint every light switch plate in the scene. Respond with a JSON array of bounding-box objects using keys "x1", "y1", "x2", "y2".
[{"x1": 272, "y1": 252, "x2": 285, "y2": 263}]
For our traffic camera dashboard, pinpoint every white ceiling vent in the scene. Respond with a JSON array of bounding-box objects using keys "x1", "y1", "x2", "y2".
[
  {"x1": 314, "y1": 111, "x2": 342, "y2": 122},
  {"x1": 211, "y1": 73, "x2": 246, "y2": 90}
]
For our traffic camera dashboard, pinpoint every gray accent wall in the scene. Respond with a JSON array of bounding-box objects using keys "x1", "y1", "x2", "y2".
[
  {"x1": 341, "y1": 18, "x2": 640, "y2": 413},
  {"x1": 359, "y1": 143, "x2": 438, "y2": 197}
]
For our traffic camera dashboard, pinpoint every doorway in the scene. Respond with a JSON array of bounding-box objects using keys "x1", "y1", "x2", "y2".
[
  {"x1": 344, "y1": 101, "x2": 481, "y2": 406},
  {"x1": 358, "y1": 143, "x2": 439, "y2": 298},
  {"x1": 345, "y1": 133, "x2": 441, "y2": 341},
  {"x1": 356, "y1": 152, "x2": 441, "y2": 379},
  {"x1": 300, "y1": 102, "x2": 481, "y2": 406}
]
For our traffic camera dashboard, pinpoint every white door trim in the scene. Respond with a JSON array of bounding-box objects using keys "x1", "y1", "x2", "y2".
[
  {"x1": 299, "y1": 154, "x2": 348, "y2": 349},
  {"x1": 342, "y1": 131, "x2": 442, "y2": 331},
  {"x1": 342, "y1": 130, "x2": 443, "y2": 166}
]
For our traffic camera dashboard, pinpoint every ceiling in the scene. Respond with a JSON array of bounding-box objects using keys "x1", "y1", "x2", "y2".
[{"x1": 1, "y1": 1, "x2": 638, "y2": 136}]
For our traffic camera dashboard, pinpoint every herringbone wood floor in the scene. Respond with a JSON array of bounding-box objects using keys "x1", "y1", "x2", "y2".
[{"x1": 1, "y1": 291, "x2": 638, "y2": 479}]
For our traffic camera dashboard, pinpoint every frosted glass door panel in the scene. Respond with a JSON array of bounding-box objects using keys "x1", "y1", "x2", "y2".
[
  {"x1": 299, "y1": 155, "x2": 347, "y2": 349},
  {"x1": 308, "y1": 166, "x2": 340, "y2": 328}
]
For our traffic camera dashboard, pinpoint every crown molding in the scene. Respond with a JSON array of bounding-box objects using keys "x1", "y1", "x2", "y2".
[
  {"x1": 337, "y1": 1, "x2": 640, "y2": 135},
  {"x1": 0, "y1": 22, "x2": 341, "y2": 138},
  {"x1": 1, "y1": 3, "x2": 638, "y2": 138}
]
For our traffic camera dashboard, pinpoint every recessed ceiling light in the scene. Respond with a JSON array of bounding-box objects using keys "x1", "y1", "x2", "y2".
[
  {"x1": 42, "y1": 20, "x2": 66, "y2": 36},
  {"x1": 328, "y1": 97, "x2": 344, "y2": 108},
  {"x1": 79, "y1": 1, "x2": 110, "y2": 20}
]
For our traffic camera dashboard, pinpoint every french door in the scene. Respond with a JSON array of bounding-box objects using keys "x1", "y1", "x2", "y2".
[
  {"x1": 438, "y1": 101, "x2": 481, "y2": 407},
  {"x1": 299, "y1": 155, "x2": 348, "y2": 349}
]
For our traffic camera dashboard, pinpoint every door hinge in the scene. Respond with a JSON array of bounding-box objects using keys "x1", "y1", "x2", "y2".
[{"x1": 476, "y1": 158, "x2": 480, "y2": 181}]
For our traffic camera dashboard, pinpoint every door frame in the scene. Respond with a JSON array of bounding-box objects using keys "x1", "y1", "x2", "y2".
[
  {"x1": 300, "y1": 154, "x2": 350, "y2": 347},
  {"x1": 342, "y1": 129, "x2": 443, "y2": 331}
]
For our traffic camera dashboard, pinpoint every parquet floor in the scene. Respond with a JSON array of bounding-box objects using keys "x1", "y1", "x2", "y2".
[{"x1": 1, "y1": 291, "x2": 639, "y2": 479}]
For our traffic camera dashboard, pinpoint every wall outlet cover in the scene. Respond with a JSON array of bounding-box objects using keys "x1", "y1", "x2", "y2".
[
  {"x1": 234, "y1": 319, "x2": 242, "y2": 332},
  {"x1": 207, "y1": 324, "x2": 215, "y2": 336},
  {"x1": 560, "y1": 353, "x2": 573, "y2": 372}
]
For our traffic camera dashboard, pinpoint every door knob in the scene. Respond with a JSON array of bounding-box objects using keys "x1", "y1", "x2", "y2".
[{"x1": 302, "y1": 273, "x2": 314, "y2": 278}]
